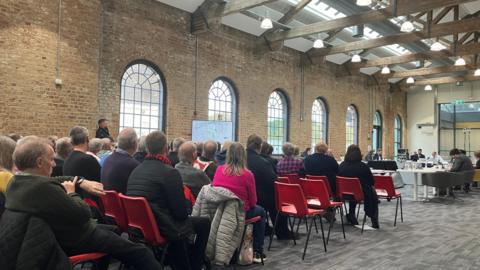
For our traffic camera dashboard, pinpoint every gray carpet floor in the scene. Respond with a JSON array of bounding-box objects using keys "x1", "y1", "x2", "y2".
[{"x1": 215, "y1": 186, "x2": 480, "y2": 270}]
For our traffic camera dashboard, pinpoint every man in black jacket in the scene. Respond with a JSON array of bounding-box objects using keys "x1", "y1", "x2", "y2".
[
  {"x1": 127, "y1": 131, "x2": 210, "y2": 270},
  {"x1": 5, "y1": 136, "x2": 160, "y2": 270},
  {"x1": 304, "y1": 142, "x2": 339, "y2": 195},
  {"x1": 246, "y1": 134, "x2": 290, "y2": 239},
  {"x1": 95, "y1": 119, "x2": 113, "y2": 140}
]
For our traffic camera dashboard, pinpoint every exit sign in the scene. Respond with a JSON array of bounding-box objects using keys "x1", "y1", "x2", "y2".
[{"x1": 452, "y1": 99, "x2": 465, "y2": 105}]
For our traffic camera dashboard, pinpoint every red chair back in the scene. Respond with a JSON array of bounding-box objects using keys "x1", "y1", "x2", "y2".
[
  {"x1": 306, "y1": 175, "x2": 333, "y2": 197},
  {"x1": 275, "y1": 182, "x2": 309, "y2": 217},
  {"x1": 374, "y1": 175, "x2": 396, "y2": 197},
  {"x1": 100, "y1": 190, "x2": 128, "y2": 232},
  {"x1": 284, "y1": 174, "x2": 302, "y2": 186},
  {"x1": 118, "y1": 194, "x2": 167, "y2": 246},
  {"x1": 300, "y1": 179, "x2": 332, "y2": 209},
  {"x1": 336, "y1": 176, "x2": 364, "y2": 202},
  {"x1": 277, "y1": 176, "x2": 290, "y2": 184}
]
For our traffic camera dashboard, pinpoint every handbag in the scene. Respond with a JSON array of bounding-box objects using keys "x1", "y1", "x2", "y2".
[{"x1": 237, "y1": 224, "x2": 254, "y2": 265}]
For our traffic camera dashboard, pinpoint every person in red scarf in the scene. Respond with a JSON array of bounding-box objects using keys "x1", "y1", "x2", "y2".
[{"x1": 127, "y1": 131, "x2": 210, "y2": 270}]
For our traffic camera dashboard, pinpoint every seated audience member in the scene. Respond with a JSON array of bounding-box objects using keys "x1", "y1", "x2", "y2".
[
  {"x1": 101, "y1": 128, "x2": 139, "y2": 194},
  {"x1": 304, "y1": 142, "x2": 339, "y2": 195},
  {"x1": 338, "y1": 145, "x2": 379, "y2": 229},
  {"x1": 127, "y1": 131, "x2": 210, "y2": 270},
  {"x1": 168, "y1": 137, "x2": 185, "y2": 167},
  {"x1": 87, "y1": 138, "x2": 103, "y2": 163},
  {"x1": 5, "y1": 136, "x2": 160, "y2": 269},
  {"x1": 373, "y1": 148, "x2": 383, "y2": 161},
  {"x1": 450, "y1": 148, "x2": 474, "y2": 192},
  {"x1": 98, "y1": 138, "x2": 114, "y2": 166},
  {"x1": 133, "y1": 136, "x2": 147, "y2": 163},
  {"x1": 326, "y1": 148, "x2": 335, "y2": 158},
  {"x1": 301, "y1": 147, "x2": 311, "y2": 158},
  {"x1": 0, "y1": 136, "x2": 16, "y2": 214},
  {"x1": 212, "y1": 142, "x2": 267, "y2": 262},
  {"x1": 8, "y1": 133, "x2": 22, "y2": 142},
  {"x1": 176, "y1": 142, "x2": 211, "y2": 197},
  {"x1": 260, "y1": 141, "x2": 278, "y2": 174},
  {"x1": 475, "y1": 150, "x2": 480, "y2": 169},
  {"x1": 247, "y1": 134, "x2": 290, "y2": 239},
  {"x1": 277, "y1": 142, "x2": 304, "y2": 176},
  {"x1": 428, "y1": 151, "x2": 445, "y2": 164},
  {"x1": 195, "y1": 141, "x2": 204, "y2": 158},
  {"x1": 63, "y1": 126, "x2": 102, "y2": 184},
  {"x1": 95, "y1": 118, "x2": 113, "y2": 140},
  {"x1": 47, "y1": 136, "x2": 58, "y2": 151},
  {"x1": 215, "y1": 141, "x2": 233, "y2": 165},
  {"x1": 52, "y1": 137, "x2": 73, "y2": 177},
  {"x1": 194, "y1": 140, "x2": 218, "y2": 181}
]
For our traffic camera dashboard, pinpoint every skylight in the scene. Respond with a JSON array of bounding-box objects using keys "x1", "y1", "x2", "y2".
[{"x1": 287, "y1": 0, "x2": 409, "y2": 55}]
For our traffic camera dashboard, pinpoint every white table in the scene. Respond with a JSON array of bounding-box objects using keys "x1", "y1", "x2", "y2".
[{"x1": 397, "y1": 168, "x2": 447, "y2": 201}]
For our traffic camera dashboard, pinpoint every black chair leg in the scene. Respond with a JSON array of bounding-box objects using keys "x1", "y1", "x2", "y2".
[
  {"x1": 313, "y1": 216, "x2": 319, "y2": 234},
  {"x1": 361, "y1": 212, "x2": 367, "y2": 234},
  {"x1": 400, "y1": 196, "x2": 404, "y2": 223},
  {"x1": 287, "y1": 216, "x2": 297, "y2": 246},
  {"x1": 339, "y1": 206, "x2": 346, "y2": 239},
  {"x1": 356, "y1": 203, "x2": 361, "y2": 220},
  {"x1": 326, "y1": 213, "x2": 334, "y2": 245},
  {"x1": 268, "y1": 213, "x2": 279, "y2": 251},
  {"x1": 394, "y1": 197, "x2": 399, "y2": 226},
  {"x1": 318, "y1": 215, "x2": 327, "y2": 252},
  {"x1": 302, "y1": 217, "x2": 315, "y2": 260}
]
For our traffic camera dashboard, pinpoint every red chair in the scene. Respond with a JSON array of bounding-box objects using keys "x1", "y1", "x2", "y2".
[
  {"x1": 69, "y1": 253, "x2": 106, "y2": 269},
  {"x1": 277, "y1": 176, "x2": 290, "y2": 184},
  {"x1": 300, "y1": 179, "x2": 346, "y2": 243},
  {"x1": 374, "y1": 175, "x2": 403, "y2": 226},
  {"x1": 100, "y1": 190, "x2": 128, "y2": 232},
  {"x1": 306, "y1": 175, "x2": 333, "y2": 198},
  {"x1": 336, "y1": 176, "x2": 367, "y2": 233},
  {"x1": 268, "y1": 182, "x2": 326, "y2": 260},
  {"x1": 283, "y1": 174, "x2": 302, "y2": 186},
  {"x1": 118, "y1": 194, "x2": 169, "y2": 267}
]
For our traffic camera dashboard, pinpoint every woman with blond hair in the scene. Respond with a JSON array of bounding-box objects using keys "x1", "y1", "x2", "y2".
[
  {"x1": 0, "y1": 135, "x2": 16, "y2": 216},
  {"x1": 212, "y1": 142, "x2": 267, "y2": 263}
]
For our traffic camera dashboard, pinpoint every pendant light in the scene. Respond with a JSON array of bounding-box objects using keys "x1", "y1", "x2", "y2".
[
  {"x1": 430, "y1": 41, "x2": 446, "y2": 51},
  {"x1": 406, "y1": 77, "x2": 415, "y2": 84},
  {"x1": 260, "y1": 11, "x2": 273, "y2": 29},
  {"x1": 351, "y1": 54, "x2": 361, "y2": 63},
  {"x1": 454, "y1": 57, "x2": 466, "y2": 66},
  {"x1": 356, "y1": 0, "x2": 372, "y2": 6},
  {"x1": 313, "y1": 39, "x2": 324, "y2": 49},
  {"x1": 424, "y1": 84, "x2": 433, "y2": 91},
  {"x1": 474, "y1": 68, "x2": 480, "y2": 76},
  {"x1": 381, "y1": 66, "x2": 390, "y2": 74},
  {"x1": 400, "y1": 21, "x2": 415, "y2": 32}
]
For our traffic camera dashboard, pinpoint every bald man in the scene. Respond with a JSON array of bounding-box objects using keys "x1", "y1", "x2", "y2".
[{"x1": 175, "y1": 142, "x2": 211, "y2": 197}]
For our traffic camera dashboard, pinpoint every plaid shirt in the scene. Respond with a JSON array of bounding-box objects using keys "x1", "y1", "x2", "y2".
[{"x1": 277, "y1": 156, "x2": 304, "y2": 175}]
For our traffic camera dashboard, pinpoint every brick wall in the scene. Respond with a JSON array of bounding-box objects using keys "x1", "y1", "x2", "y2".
[{"x1": 0, "y1": 0, "x2": 407, "y2": 159}]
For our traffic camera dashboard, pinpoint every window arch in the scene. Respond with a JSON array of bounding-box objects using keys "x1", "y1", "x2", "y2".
[
  {"x1": 208, "y1": 78, "x2": 237, "y2": 139},
  {"x1": 394, "y1": 115, "x2": 402, "y2": 157},
  {"x1": 120, "y1": 61, "x2": 165, "y2": 136},
  {"x1": 345, "y1": 105, "x2": 358, "y2": 149},
  {"x1": 267, "y1": 90, "x2": 288, "y2": 154},
  {"x1": 372, "y1": 111, "x2": 382, "y2": 151},
  {"x1": 312, "y1": 98, "x2": 328, "y2": 147}
]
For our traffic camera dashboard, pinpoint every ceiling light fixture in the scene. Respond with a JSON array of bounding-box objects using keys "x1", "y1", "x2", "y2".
[
  {"x1": 260, "y1": 17, "x2": 273, "y2": 29},
  {"x1": 430, "y1": 41, "x2": 446, "y2": 51},
  {"x1": 356, "y1": 0, "x2": 372, "y2": 6},
  {"x1": 424, "y1": 84, "x2": 433, "y2": 91},
  {"x1": 400, "y1": 21, "x2": 415, "y2": 32},
  {"x1": 351, "y1": 54, "x2": 361, "y2": 63},
  {"x1": 454, "y1": 57, "x2": 466, "y2": 66},
  {"x1": 381, "y1": 66, "x2": 390, "y2": 74},
  {"x1": 313, "y1": 39, "x2": 324, "y2": 48},
  {"x1": 406, "y1": 77, "x2": 415, "y2": 84},
  {"x1": 474, "y1": 68, "x2": 480, "y2": 76}
]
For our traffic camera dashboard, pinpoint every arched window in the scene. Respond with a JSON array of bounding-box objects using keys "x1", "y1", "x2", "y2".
[
  {"x1": 267, "y1": 90, "x2": 288, "y2": 154},
  {"x1": 394, "y1": 115, "x2": 402, "y2": 157},
  {"x1": 312, "y1": 98, "x2": 328, "y2": 147},
  {"x1": 345, "y1": 105, "x2": 358, "y2": 149},
  {"x1": 208, "y1": 78, "x2": 236, "y2": 139},
  {"x1": 120, "y1": 61, "x2": 165, "y2": 136},
  {"x1": 372, "y1": 111, "x2": 382, "y2": 151}
]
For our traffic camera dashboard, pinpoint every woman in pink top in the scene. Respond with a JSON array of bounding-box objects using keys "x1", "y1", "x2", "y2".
[{"x1": 212, "y1": 142, "x2": 266, "y2": 263}]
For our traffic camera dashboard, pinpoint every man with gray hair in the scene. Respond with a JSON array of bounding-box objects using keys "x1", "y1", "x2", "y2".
[
  {"x1": 176, "y1": 141, "x2": 211, "y2": 197},
  {"x1": 304, "y1": 142, "x2": 339, "y2": 195},
  {"x1": 63, "y1": 126, "x2": 101, "y2": 183},
  {"x1": 194, "y1": 140, "x2": 218, "y2": 181},
  {"x1": 5, "y1": 136, "x2": 161, "y2": 269},
  {"x1": 52, "y1": 137, "x2": 73, "y2": 177},
  {"x1": 101, "y1": 128, "x2": 139, "y2": 194},
  {"x1": 277, "y1": 142, "x2": 304, "y2": 176},
  {"x1": 87, "y1": 138, "x2": 103, "y2": 162},
  {"x1": 168, "y1": 137, "x2": 185, "y2": 167}
]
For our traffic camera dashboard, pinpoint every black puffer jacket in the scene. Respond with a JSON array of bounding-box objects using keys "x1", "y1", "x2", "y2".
[{"x1": 0, "y1": 210, "x2": 71, "y2": 270}]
